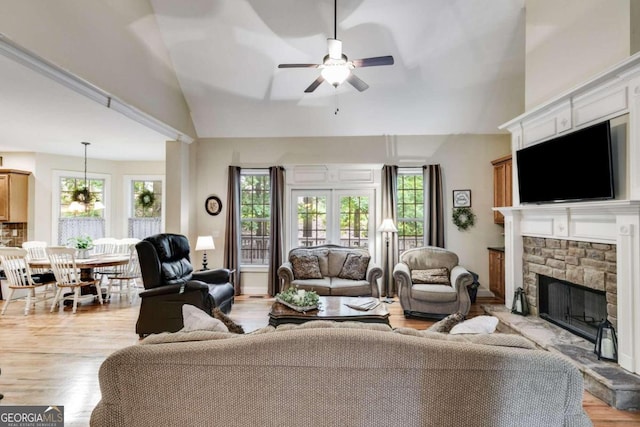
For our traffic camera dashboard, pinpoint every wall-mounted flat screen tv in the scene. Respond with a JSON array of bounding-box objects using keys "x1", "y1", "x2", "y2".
[{"x1": 516, "y1": 121, "x2": 614, "y2": 204}]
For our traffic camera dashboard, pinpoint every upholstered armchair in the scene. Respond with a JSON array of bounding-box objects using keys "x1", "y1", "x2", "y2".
[
  {"x1": 393, "y1": 246, "x2": 473, "y2": 319},
  {"x1": 135, "y1": 233, "x2": 235, "y2": 337}
]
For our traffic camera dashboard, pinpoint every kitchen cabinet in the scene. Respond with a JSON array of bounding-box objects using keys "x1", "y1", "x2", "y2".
[
  {"x1": 492, "y1": 155, "x2": 512, "y2": 224},
  {"x1": 0, "y1": 169, "x2": 30, "y2": 222}
]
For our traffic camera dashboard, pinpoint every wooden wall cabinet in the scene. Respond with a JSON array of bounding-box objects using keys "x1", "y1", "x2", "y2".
[
  {"x1": 491, "y1": 154, "x2": 512, "y2": 224},
  {"x1": 488, "y1": 248, "x2": 505, "y2": 302},
  {"x1": 0, "y1": 170, "x2": 30, "y2": 222}
]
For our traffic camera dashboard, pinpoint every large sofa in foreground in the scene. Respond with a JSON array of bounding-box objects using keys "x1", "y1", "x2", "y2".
[
  {"x1": 278, "y1": 244, "x2": 382, "y2": 296},
  {"x1": 91, "y1": 322, "x2": 591, "y2": 426}
]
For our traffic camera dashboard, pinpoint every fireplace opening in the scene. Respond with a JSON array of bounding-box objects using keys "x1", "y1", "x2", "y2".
[{"x1": 538, "y1": 274, "x2": 607, "y2": 342}]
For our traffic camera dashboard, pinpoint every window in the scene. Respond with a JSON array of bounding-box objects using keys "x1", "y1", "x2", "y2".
[
  {"x1": 397, "y1": 170, "x2": 424, "y2": 253},
  {"x1": 60, "y1": 177, "x2": 105, "y2": 218},
  {"x1": 131, "y1": 180, "x2": 162, "y2": 217},
  {"x1": 57, "y1": 174, "x2": 107, "y2": 245},
  {"x1": 292, "y1": 190, "x2": 373, "y2": 250},
  {"x1": 241, "y1": 171, "x2": 271, "y2": 265},
  {"x1": 128, "y1": 179, "x2": 162, "y2": 239}
]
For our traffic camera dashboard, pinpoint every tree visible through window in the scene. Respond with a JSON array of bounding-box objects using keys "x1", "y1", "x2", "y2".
[
  {"x1": 339, "y1": 196, "x2": 369, "y2": 247},
  {"x1": 241, "y1": 173, "x2": 271, "y2": 265},
  {"x1": 397, "y1": 172, "x2": 424, "y2": 253}
]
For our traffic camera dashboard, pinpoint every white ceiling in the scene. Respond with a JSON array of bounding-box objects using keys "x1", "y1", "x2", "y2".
[{"x1": 0, "y1": 0, "x2": 525, "y2": 161}]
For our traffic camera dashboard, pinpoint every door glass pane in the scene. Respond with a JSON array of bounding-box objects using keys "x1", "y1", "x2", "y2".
[
  {"x1": 296, "y1": 195, "x2": 326, "y2": 247},
  {"x1": 339, "y1": 195, "x2": 369, "y2": 248}
]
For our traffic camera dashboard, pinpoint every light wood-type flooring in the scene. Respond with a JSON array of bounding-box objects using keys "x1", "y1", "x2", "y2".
[{"x1": 0, "y1": 293, "x2": 639, "y2": 426}]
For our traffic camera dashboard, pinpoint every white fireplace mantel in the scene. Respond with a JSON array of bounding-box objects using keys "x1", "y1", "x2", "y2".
[{"x1": 498, "y1": 51, "x2": 640, "y2": 374}]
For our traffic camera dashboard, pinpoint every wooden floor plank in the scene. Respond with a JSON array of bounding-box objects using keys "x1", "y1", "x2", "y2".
[{"x1": 0, "y1": 294, "x2": 638, "y2": 426}]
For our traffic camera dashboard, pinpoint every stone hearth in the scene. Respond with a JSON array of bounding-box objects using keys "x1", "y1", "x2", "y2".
[{"x1": 483, "y1": 304, "x2": 640, "y2": 410}]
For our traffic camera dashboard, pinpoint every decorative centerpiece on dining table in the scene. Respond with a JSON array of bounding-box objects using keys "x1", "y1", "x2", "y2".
[
  {"x1": 275, "y1": 287, "x2": 320, "y2": 312},
  {"x1": 67, "y1": 235, "x2": 94, "y2": 259}
]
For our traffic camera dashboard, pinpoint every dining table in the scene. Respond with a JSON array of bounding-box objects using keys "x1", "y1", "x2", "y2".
[
  {"x1": 28, "y1": 254, "x2": 130, "y2": 299},
  {"x1": 28, "y1": 254, "x2": 130, "y2": 282}
]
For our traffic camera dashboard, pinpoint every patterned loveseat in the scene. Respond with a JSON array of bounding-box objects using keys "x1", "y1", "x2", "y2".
[{"x1": 277, "y1": 244, "x2": 382, "y2": 297}]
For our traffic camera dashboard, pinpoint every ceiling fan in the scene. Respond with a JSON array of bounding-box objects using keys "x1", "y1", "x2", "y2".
[{"x1": 278, "y1": 0, "x2": 394, "y2": 93}]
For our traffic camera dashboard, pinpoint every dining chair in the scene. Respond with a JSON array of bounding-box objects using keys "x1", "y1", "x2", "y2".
[
  {"x1": 46, "y1": 247, "x2": 103, "y2": 314},
  {"x1": 0, "y1": 248, "x2": 53, "y2": 315},
  {"x1": 106, "y1": 244, "x2": 141, "y2": 303},
  {"x1": 113, "y1": 238, "x2": 140, "y2": 255},
  {"x1": 92, "y1": 237, "x2": 119, "y2": 283},
  {"x1": 22, "y1": 241, "x2": 48, "y2": 260},
  {"x1": 22, "y1": 241, "x2": 57, "y2": 287}
]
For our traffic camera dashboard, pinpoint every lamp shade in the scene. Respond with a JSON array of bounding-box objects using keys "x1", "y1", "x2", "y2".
[
  {"x1": 195, "y1": 235, "x2": 215, "y2": 251},
  {"x1": 377, "y1": 218, "x2": 398, "y2": 233}
]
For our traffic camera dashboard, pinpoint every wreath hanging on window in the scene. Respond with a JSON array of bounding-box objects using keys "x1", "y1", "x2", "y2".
[
  {"x1": 452, "y1": 207, "x2": 476, "y2": 231},
  {"x1": 137, "y1": 189, "x2": 156, "y2": 209},
  {"x1": 71, "y1": 187, "x2": 91, "y2": 203}
]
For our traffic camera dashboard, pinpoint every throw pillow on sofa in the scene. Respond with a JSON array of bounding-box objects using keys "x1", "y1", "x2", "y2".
[
  {"x1": 427, "y1": 311, "x2": 465, "y2": 333},
  {"x1": 337, "y1": 253, "x2": 370, "y2": 280},
  {"x1": 291, "y1": 254, "x2": 323, "y2": 279},
  {"x1": 449, "y1": 315, "x2": 499, "y2": 334},
  {"x1": 411, "y1": 268, "x2": 451, "y2": 285},
  {"x1": 181, "y1": 304, "x2": 229, "y2": 333}
]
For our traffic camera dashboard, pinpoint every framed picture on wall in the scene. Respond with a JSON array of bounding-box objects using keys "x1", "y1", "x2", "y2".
[{"x1": 453, "y1": 190, "x2": 471, "y2": 208}]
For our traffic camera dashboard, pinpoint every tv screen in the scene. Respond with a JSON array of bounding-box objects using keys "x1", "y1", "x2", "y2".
[{"x1": 516, "y1": 121, "x2": 614, "y2": 204}]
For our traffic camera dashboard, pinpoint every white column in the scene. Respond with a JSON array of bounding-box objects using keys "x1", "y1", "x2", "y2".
[
  {"x1": 616, "y1": 216, "x2": 640, "y2": 373},
  {"x1": 498, "y1": 208, "x2": 523, "y2": 309}
]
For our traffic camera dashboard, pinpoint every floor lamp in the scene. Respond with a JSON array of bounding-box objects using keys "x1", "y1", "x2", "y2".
[{"x1": 378, "y1": 218, "x2": 398, "y2": 303}]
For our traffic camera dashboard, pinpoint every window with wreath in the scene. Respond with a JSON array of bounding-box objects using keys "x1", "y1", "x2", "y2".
[
  {"x1": 397, "y1": 170, "x2": 425, "y2": 253},
  {"x1": 128, "y1": 180, "x2": 162, "y2": 239},
  {"x1": 58, "y1": 176, "x2": 106, "y2": 244},
  {"x1": 241, "y1": 171, "x2": 271, "y2": 265}
]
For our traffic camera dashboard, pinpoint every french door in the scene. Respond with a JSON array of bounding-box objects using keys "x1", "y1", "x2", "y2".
[{"x1": 290, "y1": 189, "x2": 374, "y2": 252}]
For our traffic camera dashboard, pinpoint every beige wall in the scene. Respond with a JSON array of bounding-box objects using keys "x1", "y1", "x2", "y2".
[
  {"x1": 525, "y1": 0, "x2": 631, "y2": 109},
  {"x1": 0, "y1": 151, "x2": 164, "y2": 242},
  {"x1": 194, "y1": 135, "x2": 511, "y2": 294},
  {"x1": 0, "y1": 0, "x2": 196, "y2": 138}
]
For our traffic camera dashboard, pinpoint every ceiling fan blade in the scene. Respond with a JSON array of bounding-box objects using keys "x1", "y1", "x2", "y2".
[
  {"x1": 351, "y1": 56, "x2": 394, "y2": 68},
  {"x1": 278, "y1": 63, "x2": 320, "y2": 68},
  {"x1": 304, "y1": 76, "x2": 325, "y2": 93},
  {"x1": 346, "y1": 73, "x2": 369, "y2": 92}
]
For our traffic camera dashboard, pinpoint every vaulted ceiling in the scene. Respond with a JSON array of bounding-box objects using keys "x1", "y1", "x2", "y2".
[{"x1": 0, "y1": 0, "x2": 525, "y2": 160}]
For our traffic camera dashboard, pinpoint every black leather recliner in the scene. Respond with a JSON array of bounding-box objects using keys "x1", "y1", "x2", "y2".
[{"x1": 135, "y1": 233, "x2": 235, "y2": 337}]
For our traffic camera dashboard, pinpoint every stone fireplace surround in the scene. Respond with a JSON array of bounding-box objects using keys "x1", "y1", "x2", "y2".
[{"x1": 522, "y1": 237, "x2": 617, "y2": 328}]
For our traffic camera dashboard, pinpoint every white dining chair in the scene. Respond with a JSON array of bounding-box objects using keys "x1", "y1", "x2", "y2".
[
  {"x1": 0, "y1": 248, "x2": 53, "y2": 315},
  {"x1": 106, "y1": 244, "x2": 141, "y2": 303},
  {"x1": 22, "y1": 240, "x2": 57, "y2": 288},
  {"x1": 46, "y1": 247, "x2": 103, "y2": 314}
]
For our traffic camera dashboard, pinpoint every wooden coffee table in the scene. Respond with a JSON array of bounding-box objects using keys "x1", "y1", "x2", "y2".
[{"x1": 268, "y1": 296, "x2": 390, "y2": 327}]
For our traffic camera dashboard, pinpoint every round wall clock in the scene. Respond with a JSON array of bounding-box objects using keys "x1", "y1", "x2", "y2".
[{"x1": 205, "y1": 195, "x2": 222, "y2": 216}]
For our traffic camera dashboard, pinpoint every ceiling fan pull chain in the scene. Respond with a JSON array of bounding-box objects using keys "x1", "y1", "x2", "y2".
[{"x1": 334, "y1": 91, "x2": 340, "y2": 115}]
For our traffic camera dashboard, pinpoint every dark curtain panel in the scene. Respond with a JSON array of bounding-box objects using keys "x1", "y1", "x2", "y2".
[
  {"x1": 268, "y1": 166, "x2": 285, "y2": 296},
  {"x1": 380, "y1": 165, "x2": 398, "y2": 297},
  {"x1": 224, "y1": 166, "x2": 242, "y2": 295},
  {"x1": 424, "y1": 164, "x2": 445, "y2": 248}
]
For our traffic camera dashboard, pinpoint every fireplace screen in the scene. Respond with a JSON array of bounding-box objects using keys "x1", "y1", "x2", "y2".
[{"x1": 538, "y1": 275, "x2": 607, "y2": 342}]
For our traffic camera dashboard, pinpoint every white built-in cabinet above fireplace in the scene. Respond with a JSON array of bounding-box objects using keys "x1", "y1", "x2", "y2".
[{"x1": 498, "y1": 51, "x2": 640, "y2": 374}]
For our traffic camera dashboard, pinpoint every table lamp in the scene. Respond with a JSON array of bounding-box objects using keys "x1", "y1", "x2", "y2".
[{"x1": 195, "y1": 235, "x2": 215, "y2": 270}]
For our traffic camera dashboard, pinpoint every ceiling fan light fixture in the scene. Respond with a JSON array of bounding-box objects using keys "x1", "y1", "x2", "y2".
[{"x1": 321, "y1": 64, "x2": 350, "y2": 87}]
